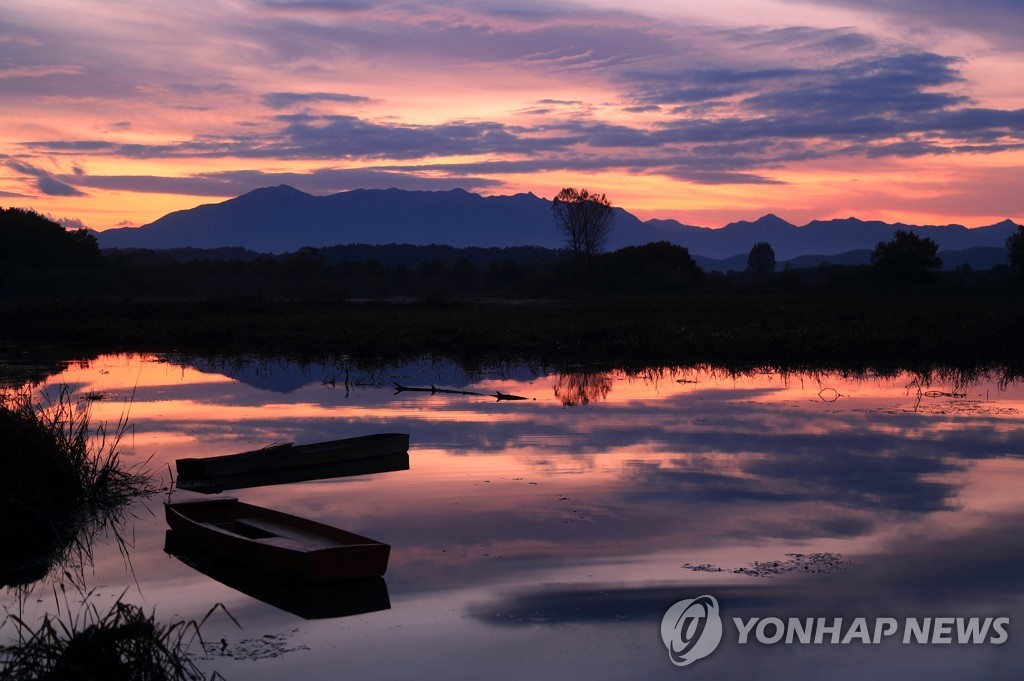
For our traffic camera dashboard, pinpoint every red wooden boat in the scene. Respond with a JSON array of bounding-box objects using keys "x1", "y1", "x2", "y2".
[
  {"x1": 164, "y1": 498, "x2": 390, "y2": 582},
  {"x1": 163, "y1": 531, "x2": 390, "y2": 619}
]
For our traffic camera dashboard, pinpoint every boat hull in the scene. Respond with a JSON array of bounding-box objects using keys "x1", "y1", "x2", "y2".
[
  {"x1": 164, "y1": 498, "x2": 390, "y2": 582},
  {"x1": 177, "y1": 452, "x2": 410, "y2": 494},
  {"x1": 175, "y1": 433, "x2": 410, "y2": 479},
  {"x1": 164, "y1": 531, "x2": 390, "y2": 619}
]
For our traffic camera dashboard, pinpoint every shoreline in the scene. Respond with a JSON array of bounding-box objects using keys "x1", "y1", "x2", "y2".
[{"x1": 2, "y1": 294, "x2": 1023, "y2": 372}]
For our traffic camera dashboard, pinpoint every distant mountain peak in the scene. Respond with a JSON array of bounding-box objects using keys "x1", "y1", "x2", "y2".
[
  {"x1": 751, "y1": 214, "x2": 795, "y2": 227},
  {"x1": 232, "y1": 185, "x2": 312, "y2": 204},
  {"x1": 94, "y1": 185, "x2": 1019, "y2": 260},
  {"x1": 723, "y1": 213, "x2": 797, "y2": 231},
  {"x1": 252, "y1": 184, "x2": 306, "y2": 195}
]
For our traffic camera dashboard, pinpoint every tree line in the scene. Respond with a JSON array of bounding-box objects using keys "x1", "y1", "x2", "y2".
[{"x1": 2, "y1": 202, "x2": 1023, "y2": 300}]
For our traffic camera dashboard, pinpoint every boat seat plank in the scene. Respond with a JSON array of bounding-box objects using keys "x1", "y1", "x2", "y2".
[
  {"x1": 235, "y1": 517, "x2": 342, "y2": 549},
  {"x1": 199, "y1": 521, "x2": 235, "y2": 533},
  {"x1": 253, "y1": 536, "x2": 321, "y2": 551},
  {"x1": 198, "y1": 520, "x2": 277, "y2": 540}
]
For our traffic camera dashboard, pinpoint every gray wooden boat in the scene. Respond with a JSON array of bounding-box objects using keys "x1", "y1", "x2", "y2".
[
  {"x1": 177, "y1": 452, "x2": 410, "y2": 494},
  {"x1": 175, "y1": 433, "x2": 409, "y2": 479}
]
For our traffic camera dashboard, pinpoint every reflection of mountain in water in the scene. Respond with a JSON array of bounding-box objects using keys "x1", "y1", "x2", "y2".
[
  {"x1": 0, "y1": 351, "x2": 98, "y2": 389},
  {"x1": 167, "y1": 357, "x2": 329, "y2": 393},
  {"x1": 167, "y1": 355, "x2": 542, "y2": 395}
]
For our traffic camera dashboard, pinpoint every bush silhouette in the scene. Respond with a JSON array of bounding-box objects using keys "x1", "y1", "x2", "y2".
[
  {"x1": 871, "y1": 230, "x2": 941, "y2": 281},
  {"x1": 747, "y1": 242, "x2": 776, "y2": 277},
  {"x1": 1007, "y1": 224, "x2": 1024, "y2": 279},
  {"x1": 0, "y1": 207, "x2": 103, "y2": 269},
  {"x1": 597, "y1": 241, "x2": 704, "y2": 293}
]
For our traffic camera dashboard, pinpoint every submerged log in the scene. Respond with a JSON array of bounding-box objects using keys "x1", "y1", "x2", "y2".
[
  {"x1": 392, "y1": 383, "x2": 529, "y2": 401},
  {"x1": 393, "y1": 383, "x2": 484, "y2": 396}
]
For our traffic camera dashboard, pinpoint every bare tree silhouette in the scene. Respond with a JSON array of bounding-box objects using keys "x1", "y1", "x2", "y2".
[{"x1": 551, "y1": 188, "x2": 614, "y2": 263}]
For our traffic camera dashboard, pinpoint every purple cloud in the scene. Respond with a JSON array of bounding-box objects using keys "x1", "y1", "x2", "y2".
[
  {"x1": 261, "y1": 91, "x2": 373, "y2": 109},
  {"x1": 6, "y1": 160, "x2": 86, "y2": 196}
]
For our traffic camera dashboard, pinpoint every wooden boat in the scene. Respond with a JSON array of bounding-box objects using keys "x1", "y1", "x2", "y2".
[
  {"x1": 175, "y1": 433, "x2": 409, "y2": 479},
  {"x1": 164, "y1": 498, "x2": 390, "y2": 582},
  {"x1": 164, "y1": 531, "x2": 390, "y2": 619},
  {"x1": 177, "y1": 451, "x2": 409, "y2": 494}
]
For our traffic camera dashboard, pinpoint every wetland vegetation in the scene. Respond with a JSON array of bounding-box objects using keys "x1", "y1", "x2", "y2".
[
  {"x1": 0, "y1": 387, "x2": 157, "y2": 587},
  {"x1": 1, "y1": 208, "x2": 1022, "y2": 373},
  {"x1": 2, "y1": 293, "x2": 1022, "y2": 373}
]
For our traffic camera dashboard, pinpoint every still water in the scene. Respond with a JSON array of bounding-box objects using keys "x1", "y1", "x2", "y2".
[{"x1": 2, "y1": 354, "x2": 1023, "y2": 679}]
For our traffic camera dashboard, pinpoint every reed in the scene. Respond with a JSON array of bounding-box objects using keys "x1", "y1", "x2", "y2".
[
  {"x1": 0, "y1": 387, "x2": 157, "y2": 586},
  {"x1": 1, "y1": 585, "x2": 229, "y2": 680}
]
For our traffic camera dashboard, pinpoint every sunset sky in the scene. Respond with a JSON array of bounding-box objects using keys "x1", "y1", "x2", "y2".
[{"x1": 2, "y1": 0, "x2": 1023, "y2": 232}]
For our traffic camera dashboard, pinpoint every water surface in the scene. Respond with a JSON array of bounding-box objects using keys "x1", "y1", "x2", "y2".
[{"x1": 2, "y1": 355, "x2": 1022, "y2": 679}]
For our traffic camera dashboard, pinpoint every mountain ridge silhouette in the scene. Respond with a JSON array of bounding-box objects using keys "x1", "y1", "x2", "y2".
[{"x1": 96, "y1": 185, "x2": 1020, "y2": 261}]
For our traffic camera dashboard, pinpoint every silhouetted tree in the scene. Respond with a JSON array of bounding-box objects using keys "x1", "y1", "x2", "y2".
[
  {"x1": 452, "y1": 257, "x2": 480, "y2": 289},
  {"x1": 551, "y1": 188, "x2": 614, "y2": 263},
  {"x1": 486, "y1": 260, "x2": 526, "y2": 289},
  {"x1": 746, "y1": 242, "x2": 776, "y2": 277},
  {"x1": 1007, "y1": 224, "x2": 1024, "y2": 279},
  {"x1": 283, "y1": 246, "x2": 328, "y2": 278},
  {"x1": 0, "y1": 207, "x2": 103, "y2": 268},
  {"x1": 601, "y1": 241, "x2": 704, "y2": 293},
  {"x1": 870, "y1": 230, "x2": 941, "y2": 281}
]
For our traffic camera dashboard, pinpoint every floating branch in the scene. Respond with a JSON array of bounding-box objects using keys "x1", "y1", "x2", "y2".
[
  {"x1": 818, "y1": 387, "x2": 841, "y2": 402},
  {"x1": 392, "y1": 383, "x2": 529, "y2": 401},
  {"x1": 393, "y1": 383, "x2": 484, "y2": 396}
]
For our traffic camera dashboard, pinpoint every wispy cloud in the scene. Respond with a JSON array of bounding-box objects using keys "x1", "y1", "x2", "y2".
[
  {"x1": 0, "y1": 34, "x2": 43, "y2": 47},
  {"x1": 797, "y1": 0, "x2": 1024, "y2": 51},
  {"x1": 256, "y1": 0, "x2": 374, "y2": 12},
  {"x1": 0, "y1": 0, "x2": 1021, "y2": 227},
  {"x1": 52, "y1": 215, "x2": 88, "y2": 230},
  {"x1": 261, "y1": 91, "x2": 373, "y2": 108},
  {"x1": 6, "y1": 160, "x2": 86, "y2": 196},
  {"x1": 0, "y1": 64, "x2": 82, "y2": 79},
  {"x1": 62, "y1": 166, "x2": 504, "y2": 197}
]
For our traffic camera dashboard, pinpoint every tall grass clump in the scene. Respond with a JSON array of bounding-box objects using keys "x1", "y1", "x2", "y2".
[
  {"x1": 0, "y1": 387, "x2": 156, "y2": 585},
  {"x1": 1, "y1": 587, "x2": 228, "y2": 680}
]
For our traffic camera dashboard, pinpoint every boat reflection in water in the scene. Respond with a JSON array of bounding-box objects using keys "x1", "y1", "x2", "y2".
[
  {"x1": 164, "y1": 531, "x2": 391, "y2": 620},
  {"x1": 176, "y1": 434, "x2": 409, "y2": 478},
  {"x1": 176, "y1": 452, "x2": 410, "y2": 494}
]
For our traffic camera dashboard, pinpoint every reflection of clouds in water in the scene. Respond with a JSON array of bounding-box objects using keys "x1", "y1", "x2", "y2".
[
  {"x1": 81, "y1": 357, "x2": 1024, "y2": 555},
  {"x1": 468, "y1": 514, "x2": 1024, "y2": 647},
  {"x1": 471, "y1": 584, "x2": 776, "y2": 626},
  {"x1": 9, "y1": 354, "x2": 1024, "y2": 681}
]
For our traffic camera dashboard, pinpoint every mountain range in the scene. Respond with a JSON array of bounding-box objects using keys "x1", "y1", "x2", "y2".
[{"x1": 97, "y1": 185, "x2": 1020, "y2": 265}]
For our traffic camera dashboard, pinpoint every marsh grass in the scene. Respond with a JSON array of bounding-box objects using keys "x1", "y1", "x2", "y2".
[
  {"x1": 0, "y1": 387, "x2": 158, "y2": 586},
  {"x1": 4, "y1": 294, "x2": 1022, "y2": 370},
  {"x1": 0, "y1": 585, "x2": 231, "y2": 680}
]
